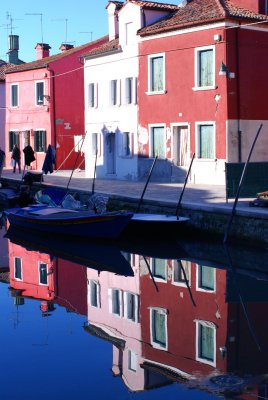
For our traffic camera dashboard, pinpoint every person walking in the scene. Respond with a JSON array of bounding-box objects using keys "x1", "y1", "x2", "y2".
[
  {"x1": 23, "y1": 144, "x2": 35, "y2": 170},
  {"x1": 11, "y1": 144, "x2": 21, "y2": 173},
  {"x1": 0, "y1": 147, "x2": 5, "y2": 178}
]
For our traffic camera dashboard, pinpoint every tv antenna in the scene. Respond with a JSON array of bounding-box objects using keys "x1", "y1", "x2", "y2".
[
  {"x1": 79, "y1": 31, "x2": 93, "y2": 42},
  {"x1": 51, "y1": 18, "x2": 68, "y2": 43},
  {"x1": 25, "y1": 13, "x2": 43, "y2": 44}
]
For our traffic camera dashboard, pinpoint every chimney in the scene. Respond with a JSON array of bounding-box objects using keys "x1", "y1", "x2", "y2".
[
  {"x1": 107, "y1": 2, "x2": 120, "y2": 41},
  {"x1": 7, "y1": 35, "x2": 19, "y2": 64},
  {"x1": 35, "y1": 43, "x2": 51, "y2": 60},
  {"x1": 59, "y1": 43, "x2": 74, "y2": 52}
]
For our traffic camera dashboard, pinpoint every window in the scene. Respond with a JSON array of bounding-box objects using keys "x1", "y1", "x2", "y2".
[
  {"x1": 108, "y1": 288, "x2": 122, "y2": 316},
  {"x1": 125, "y1": 77, "x2": 136, "y2": 104},
  {"x1": 151, "y1": 126, "x2": 165, "y2": 158},
  {"x1": 36, "y1": 81, "x2": 44, "y2": 105},
  {"x1": 9, "y1": 131, "x2": 19, "y2": 151},
  {"x1": 34, "y1": 130, "x2": 46, "y2": 152},
  {"x1": 148, "y1": 54, "x2": 164, "y2": 93},
  {"x1": 121, "y1": 132, "x2": 131, "y2": 157},
  {"x1": 152, "y1": 258, "x2": 166, "y2": 281},
  {"x1": 196, "y1": 320, "x2": 216, "y2": 365},
  {"x1": 195, "y1": 46, "x2": 215, "y2": 89},
  {"x1": 173, "y1": 260, "x2": 191, "y2": 286},
  {"x1": 150, "y1": 308, "x2": 167, "y2": 350},
  {"x1": 88, "y1": 280, "x2": 100, "y2": 308},
  {"x1": 11, "y1": 84, "x2": 18, "y2": 107},
  {"x1": 88, "y1": 83, "x2": 97, "y2": 108},
  {"x1": 14, "y1": 257, "x2": 22, "y2": 280},
  {"x1": 125, "y1": 22, "x2": 134, "y2": 45},
  {"x1": 123, "y1": 292, "x2": 139, "y2": 322},
  {"x1": 92, "y1": 132, "x2": 100, "y2": 156},
  {"x1": 196, "y1": 123, "x2": 215, "y2": 159},
  {"x1": 197, "y1": 265, "x2": 215, "y2": 291},
  {"x1": 110, "y1": 79, "x2": 120, "y2": 106},
  {"x1": 128, "y1": 350, "x2": 137, "y2": 372},
  {"x1": 39, "y1": 262, "x2": 48, "y2": 285}
]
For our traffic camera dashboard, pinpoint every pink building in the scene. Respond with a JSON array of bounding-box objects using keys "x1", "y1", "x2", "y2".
[{"x1": 5, "y1": 36, "x2": 108, "y2": 171}]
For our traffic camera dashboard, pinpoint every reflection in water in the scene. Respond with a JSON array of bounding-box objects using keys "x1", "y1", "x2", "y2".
[{"x1": 2, "y1": 226, "x2": 268, "y2": 399}]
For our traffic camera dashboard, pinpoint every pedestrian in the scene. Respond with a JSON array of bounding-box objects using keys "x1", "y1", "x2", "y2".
[
  {"x1": 11, "y1": 144, "x2": 21, "y2": 173},
  {"x1": 0, "y1": 146, "x2": 5, "y2": 177},
  {"x1": 23, "y1": 144, "x2": 35, "y2": 170}
]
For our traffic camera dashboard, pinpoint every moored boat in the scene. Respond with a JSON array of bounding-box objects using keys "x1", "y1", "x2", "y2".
[{"x1": 3, "y1": 204, "x2": 133, "y2": 240}]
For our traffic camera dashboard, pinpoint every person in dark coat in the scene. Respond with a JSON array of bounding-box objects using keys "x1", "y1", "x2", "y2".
[
  {"x1": 23, "y1": 145, "x2": 35, "y2": 170},
  {"x1": 0, "y1": 147, "x2": 5, "y2": 177},
  {"x1": 11, "y1": 144, "x2": 21, "y2": 173},
  {"x1": 42, "y1": 144, "x2": 56, "y2": 174}
]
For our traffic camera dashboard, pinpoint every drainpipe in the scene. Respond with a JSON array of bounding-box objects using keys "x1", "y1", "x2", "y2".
[
  {"x1": 235, "y1": 27, "x2": 242, "y2": 162},
  {"x1": 46, "y1": 64, "x2": 57, "y2": 164}
]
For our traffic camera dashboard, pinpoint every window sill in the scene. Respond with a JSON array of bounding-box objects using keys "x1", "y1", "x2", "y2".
[
  {"x1": 192, "y1": 86, "x2": 217, "y2": 91},
  {"x1": 146, "y1": 90, "x2": 167, "y2": 96}
]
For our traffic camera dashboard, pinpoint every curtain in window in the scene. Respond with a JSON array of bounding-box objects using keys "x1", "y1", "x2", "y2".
[
  {"x1": 200, "y1": 324, "x2": 214, "y2": 361},
  {"x1": 200, "y1": 265, "x2": 214, "y2": 290},
  {"x1": 152, "y1": 56, "x2": 163, "y2": 91},
  {"x1": 199, "y1": 49, "x2": 213, "y2": 87},
  {"x1": 36, "y1": 82, "x2": 44, "y2": 105},
  {"x1": 153, "y1": 310, "x2": 166, "y2": 347},
  {"x1": 152, "y1": 127, "x2": 165, "y2": 158},
  {"x1": 199, "y1": 125, "x2": 214, "y2": 159}
]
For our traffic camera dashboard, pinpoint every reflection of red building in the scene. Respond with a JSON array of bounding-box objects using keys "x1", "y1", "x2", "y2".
[
  {"x1": 139, "y1": 257, "x2": 268, "y2": 397},
  {"x1": 8, "y1": 240, "x2": 88, "y2": 316}
]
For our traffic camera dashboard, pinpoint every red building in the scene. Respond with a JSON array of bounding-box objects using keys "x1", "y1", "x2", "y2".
[
  {"x1": 5, "y1": 36, "x2": 108, "y2": 171},
  {"x1": 137, "y1": 0, "x2": 268, "y2": 184}
]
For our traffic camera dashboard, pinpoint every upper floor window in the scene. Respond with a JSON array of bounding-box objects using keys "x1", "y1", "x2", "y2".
[
  {"x1": 125, "y1": 22, "x2": 134, "y2": 45},
  {"x1": 39, "y1": 262, "x2": 48, "y2": 285},
  {"x1": 88, "y1": 83, "x2": 97, "y2": 108},
  {"x1": 108, "y1": 288, "x2": 123, "y2": 317},
  {"x1": 123, "y1": 292, "x2": 139, "y2": 323},
  {"x1": 14, "y1": 257, "x2": 22, "y2": 280},
  {"x1": 34, "y1": 130, "x2": 46, "y2": 152},
  {"x1": 11, "y1": 84, "x2": 18, "y2": 107},
  {"x1": 196, "y1": 123, "x2": 215, "y2": 159},
  {"x1": 9, "y1": 131, "x2": 19, "y2": 152},
  {"x1": 36, "y1": 81, "x2": 44, "y2": 105},
  {"x1": 150, "y1": 307, "x2": 168, "y2": 350},
  {"x1": 125, "y1": 77, "x2": 136, "y2": 105},
  {"x1": 110, "y1": 79, "x2": 120, "y2": 106},
  {"x1": 128, "y1": 350, "x2": 137, "y2": 372},
  {"x1": 88, "y1": 280, "x2": 100, "y2": 308},
  {"x1": 173, "y1": 260, "x2": 191, "y2": 287},
  {"x1": 151, "y1": 258, "x2": 167, "y2": 281},
  {"x1": 195, "y1": 46, "x2": 215, "y2": 89},
  {"x1": 148, "y1": 54, "x2": 165, "y2": 93},
  {"x1": 196, "y1": 320, "x2": 216, "y2": 366}
]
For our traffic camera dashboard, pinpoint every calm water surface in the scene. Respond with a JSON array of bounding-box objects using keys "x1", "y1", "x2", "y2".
[{"x1": 0, "y1": 225, "x2": 268, "y2": 400}]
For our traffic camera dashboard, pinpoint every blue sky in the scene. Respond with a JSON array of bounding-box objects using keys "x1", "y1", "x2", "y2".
[{"x1": 0, "y1": 0, "x2": 179, "y2": 63}]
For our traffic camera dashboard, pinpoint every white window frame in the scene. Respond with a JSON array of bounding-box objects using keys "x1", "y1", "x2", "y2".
[
  {"x1": 195, "y1": 320, "x2": 216, "y2": 366},
  {"x1": 88, "y1": 280, "x2": 100, "y2": 308},
  {"x1": 110, "y1": 79, "x2": 121, "y2": 106},
  {"x1": 88, "y1": 83, "x2": 98, "y2": 108},
  {"x1": 128, "y1": 349, "x2": 137, "y2": 372},
  {"x1": 108, "y1": 288, "x2": 123, "y2": 317},
  {"x1": 149, "y1": 124, "x2": 166, "y2": 159},
  {"x1": 150, "y1": 258, "x2": 167, "y2": 282},
  {"x1": 196, "y1": 264, "x2": 216, "y2": 293},
  {"x1": 124, "y1": 77, "x2": 137, "y2": 105},
  {"x1": 14, "y1": 257, "x2": 22, "y2": 281},
  {"x1": 125, "y1": 22, "x2": 134, "y2": 46},
  {"x1": 35, "y1": 81, "x2": 45, "y2": 106},
  {"x1": 194, "y1": 45, "x2": 215, "y2": 90},
  {"x1": 10, "y1": 84, "x2": 19, "y2": 107},
  {"x1": 39, "y1": 262, "x2": 48, "y2": 286},
  {"x1": 172, "y1": 260, "x2": 191, "y2": 287},
  {"x1": 91, "y1": 132, "x2": 101, "y2": 157},
  {"x1": 119, "y1": 131, "x2": 132, "y2": 158},
  {"x1": 150, "y1": 307, "x2": 168, "y2": 350},
  {"x1": 123, "y1": 292, "x2": 139, "y2": 323},
  {"x1": 147, "y1": 53, "x2": 165, "y2": 95},
  {"x1": 195, "y1": 121, "x2": 215, "y2": 160}
]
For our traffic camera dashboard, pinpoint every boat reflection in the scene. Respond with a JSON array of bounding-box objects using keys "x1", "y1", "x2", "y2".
[{"x1": 4, "y1": 227, "x2": 268, "y2": 398}]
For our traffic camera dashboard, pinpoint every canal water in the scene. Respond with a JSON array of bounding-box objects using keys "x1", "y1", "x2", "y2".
[{"x1": 0, "y1": 223, "x2": 268, "y2": 400}]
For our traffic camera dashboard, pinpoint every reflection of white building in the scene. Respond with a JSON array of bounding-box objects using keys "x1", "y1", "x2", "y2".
[{"x1": 85, "y1": 253, "x2": 146, "y2": 391}]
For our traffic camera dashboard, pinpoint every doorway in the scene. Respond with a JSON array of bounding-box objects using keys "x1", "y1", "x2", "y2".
[
  {"x1": 171, "y1": 125, "x2": 190, "y2": 182},
  {"x1": 106, "y1": 131, "x2": 116, "y2": 175}
]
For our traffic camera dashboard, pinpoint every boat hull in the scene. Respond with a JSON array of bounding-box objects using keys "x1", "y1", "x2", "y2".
[{"x1": 4, "y1": 206, "x2": 133, "y2": 240}]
